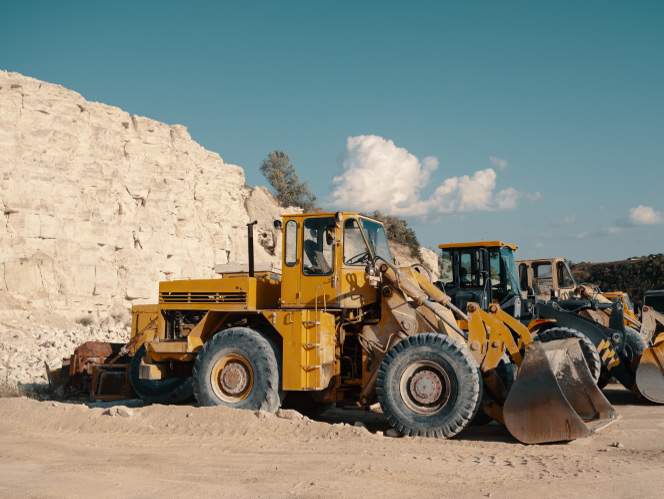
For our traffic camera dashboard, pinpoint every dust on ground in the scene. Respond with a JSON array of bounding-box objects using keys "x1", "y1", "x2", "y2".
[{"x1": 1, "y1": 386, "x2": 663, "y2": 498}]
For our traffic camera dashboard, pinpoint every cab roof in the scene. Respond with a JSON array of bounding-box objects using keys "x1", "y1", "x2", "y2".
[
  {"x1": 516, "y1": 257, "x2": 566, "y2": 264},
  {"x1": 438, "y1": 241, "x2": 518, "y2": 251},
  {"x1": 282, "y1": 212, "x2": 382, "y2": 223}
]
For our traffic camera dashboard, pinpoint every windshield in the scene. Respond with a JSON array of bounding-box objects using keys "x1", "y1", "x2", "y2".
[
  {"x1": 557, "y1": 260, "x2": 577, "y2": 288},
  {"x1": 360, "y1": 218, "x2": 394, "y2": 264},
  {"x1": 500, "y1": 247, "x2": 521, "y2": 294}
]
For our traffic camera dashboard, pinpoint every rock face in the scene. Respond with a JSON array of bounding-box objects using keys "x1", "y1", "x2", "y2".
[
  {"x1": 389, "y1": 244, "x2": 440, "y2": 279},
  {"x1": 0, "y1": 71, "x2": 284, "y2": 322},
  {"x1": 0, "y1": 71, "x2": 440, "y2": 388}
]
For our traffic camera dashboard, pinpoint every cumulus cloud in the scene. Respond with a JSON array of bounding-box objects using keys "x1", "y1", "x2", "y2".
[
  {"x1": 331, "y1": 135, "x2": 520, "y2": 217},
  {"x1": 489, "y1": 155, "x2": 508, "y2": 170},
  {"x1": 629, "y1": 205, "x2": 663, "y2": 225}
]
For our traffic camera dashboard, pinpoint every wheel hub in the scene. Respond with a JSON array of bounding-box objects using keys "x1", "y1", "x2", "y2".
[
  {"x1": 409, "y1": 369, "x2": 443, "y2": 405},
  {"x1": 399, "y1": 360, "x2": 452, "y2": 415},
  {"x1": 220, "y1": 361, "x2": 250, "y2": 395},
  {"x1": 210, "y1": 353, "x2": 254, "y2": 403}
]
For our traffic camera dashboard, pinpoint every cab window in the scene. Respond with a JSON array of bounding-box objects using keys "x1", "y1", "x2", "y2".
[
  {"x1": 284, "y1": 220, "x2": 298, "y2": 266},
  {"x1": 489, "y1": 249, "x2": 501, "y2": 287},
  {"x1": 533, "y1": 263, "x2": 552, "y2": 293},
  {"x1": 556, "y1": 261, "x2": 575, "y2": 288},
  {"x1": 458, "y1": 250, "x2": 484, "y2": 287},
  {"x1": 439, "y1": 250, "x2": 453, "y2": 286},
  {"x1": 519, "y1": 264, "x2": 529, "y2": 291},
  {"x1": 302, "y1": 217, "x2": 335, "y2": 275},
  {"x1": 344, "y1": 219, "x2": 370, "y2": 266}
]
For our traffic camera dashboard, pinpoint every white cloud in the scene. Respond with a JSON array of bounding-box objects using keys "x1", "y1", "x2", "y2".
[
  {"x1": 526, "y1": 191, "x2": 543, "y2": 202},
  {"x1": 331, "y1": 135, "x2": 520, "y2": 217},
  {"x1": 629, "y1": 205, "x2": 663, "y2": 225},
  {"x1": 489, "y1": 156, "x2": 508, "y2": 170}
]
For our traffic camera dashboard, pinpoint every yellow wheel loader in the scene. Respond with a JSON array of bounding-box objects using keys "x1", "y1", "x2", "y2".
[
  {"x1": 439, "y1": 242, "x2": 664, "y2": 404},
  {"x1": 52, "y1": 213, "x2": 617, "y2": 443},
  {"x1": 124, "y1": 214, "x2": 616, "y2": 443}
]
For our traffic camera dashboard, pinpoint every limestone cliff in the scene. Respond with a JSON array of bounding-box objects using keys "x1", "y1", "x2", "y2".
[{"x1": 0, "y1": 71, "x2": 284, "y2": 321}]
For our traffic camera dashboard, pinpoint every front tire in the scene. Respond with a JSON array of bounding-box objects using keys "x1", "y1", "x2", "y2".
[
  {"x1": 193, "y1": 327, "x2": 281, "y2": 412},
  {"x1": 376, "y1": 333, "x2": 482, "y2": 438}
]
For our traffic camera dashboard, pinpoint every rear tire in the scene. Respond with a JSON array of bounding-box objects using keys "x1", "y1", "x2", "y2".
[
  {"x1": 129, "y1": 346, "x2": 193, "y2": 404},
  {"x1": 193, "y1": 327, "x2": 281, "y2": 412},
  {"x1": 376, "y1": 333, "x2": 481, "y2": 438},
  {"x1": 598, "y1": 327, "x2": 647, "y2": 388},
  {"x1": 536, "y1": 327, "x2": 602, "y2": 383}
]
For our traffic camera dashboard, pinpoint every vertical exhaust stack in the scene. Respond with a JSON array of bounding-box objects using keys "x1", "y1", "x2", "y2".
[{"x1": 247, "y1": 221, "x2": 257, "y2": 277}]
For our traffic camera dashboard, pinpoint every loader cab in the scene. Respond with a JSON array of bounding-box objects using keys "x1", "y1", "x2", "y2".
[
  {"x1": 279, "y1": 211, "x2": 394, "y2": 309},
  {"x1": 438, "y1": 241, "x2": 522, "y2": 316},
  {"x1": 516, "y1": 257, "x2": 577, "y2": 300}
]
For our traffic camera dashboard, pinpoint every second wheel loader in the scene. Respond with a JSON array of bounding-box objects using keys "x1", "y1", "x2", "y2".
[
  {"x1": 50, "y1": 213, "x2": 619, "y2": 444},
  {"x1": 438, "y1": 241, "x2": 664, "y2": 404}
]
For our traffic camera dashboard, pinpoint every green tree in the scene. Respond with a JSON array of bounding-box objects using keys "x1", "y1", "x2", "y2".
[
  {"x1": 260, "y1": 151, "x2": 317, "y2": 211},
  {"x1": 371, "y1": 211, "x2": 422, "y2": 260}
]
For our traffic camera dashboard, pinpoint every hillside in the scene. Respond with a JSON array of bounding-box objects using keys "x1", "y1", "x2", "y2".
[
  {"x1": 0, "y1": 71, "x2": 436, "y2": 387},
  {"x1": 572, "y1": 254, "x2": 664, "y2": 305}
]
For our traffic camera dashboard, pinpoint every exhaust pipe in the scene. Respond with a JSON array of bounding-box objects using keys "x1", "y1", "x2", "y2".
[{"x1": 247, "y1": 220, "x2": 257, "y2": 277}]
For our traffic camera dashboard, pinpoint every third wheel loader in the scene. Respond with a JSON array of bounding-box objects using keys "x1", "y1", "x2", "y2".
[{"x1": 53, "y1": 214, "x2": 618, "y2": 444}]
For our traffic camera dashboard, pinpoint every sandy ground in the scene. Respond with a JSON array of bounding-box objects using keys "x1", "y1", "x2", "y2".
[{"x1": 1, "y1": 386, "x2": 663, "y2": 499}]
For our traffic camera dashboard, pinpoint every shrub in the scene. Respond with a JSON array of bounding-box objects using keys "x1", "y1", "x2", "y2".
[
  {"x1": 260, "y1": 151, "x2": 317, "y2": 211},
  {"x1": 371, "y1": 211, "x2": 422, "y2": 260}
]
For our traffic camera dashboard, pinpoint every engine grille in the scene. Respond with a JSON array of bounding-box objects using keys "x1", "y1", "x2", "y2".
[{"x1": 159, "y1": 291, "x2": 247, "y2": 304}]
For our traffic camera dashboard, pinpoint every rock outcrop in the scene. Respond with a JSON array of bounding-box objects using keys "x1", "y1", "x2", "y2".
[
  {"x1": 0, "y1": 71, "x2": 439, "y2": 388},
  {"x1": 0, "y1": 71, "x2": 284, "y2": 322}
]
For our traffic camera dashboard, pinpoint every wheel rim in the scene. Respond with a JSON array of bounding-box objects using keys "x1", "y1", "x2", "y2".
[
  {"x1": 210, "y1": 353, "x2": 254, "y2": 403},
  {"x1": 399, "y1": 360, "x2": 452, "y2": 415}
]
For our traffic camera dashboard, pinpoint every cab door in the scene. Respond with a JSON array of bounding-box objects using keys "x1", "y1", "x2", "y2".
[
  {"x1": 298, "y1": 216, "x2": 339, "y2": 308},
  {"x1": 339, "y1": 217, "x2": 375, "y2": 308},
  {"x1": 280, "y1": 218, "x2": 301, "y2": 307}
]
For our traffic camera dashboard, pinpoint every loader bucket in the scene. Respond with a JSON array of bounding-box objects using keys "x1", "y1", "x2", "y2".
[
  {"x1": 635, "y1": 333, "x2": 664, "y2": 404},
  {"x1": 504, "y1": 339, "x2": 618, "y2": 444}
]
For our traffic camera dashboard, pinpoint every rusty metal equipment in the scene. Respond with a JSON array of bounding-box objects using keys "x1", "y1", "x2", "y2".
[{"x1": 46, "y1": 341, "x2": 133, "y2": 401}]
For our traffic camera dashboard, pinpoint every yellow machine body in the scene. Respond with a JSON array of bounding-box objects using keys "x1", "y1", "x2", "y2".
[{"x1": 120, "y1": 214, "x2": 618, "y2": 443}]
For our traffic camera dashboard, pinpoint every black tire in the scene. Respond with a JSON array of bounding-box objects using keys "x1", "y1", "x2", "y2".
[
  {"x1": 536, "y1": 327, "x2": 602, "y2": 383},
  {"x1": 376, "y1": 333, "x2": 482, "y2": 438},
  {"x1": 193, "y1": 327, "x2": 281, "y2": 412},
  {"x1": 129, "y1": 346, "x2": 193, "y2": 404},
  {"x1": 622, "y1": 327, "x2": 646, "y2": 371}
]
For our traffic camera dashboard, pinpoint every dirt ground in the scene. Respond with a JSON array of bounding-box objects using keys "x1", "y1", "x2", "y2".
[{"x1": 1, "y1": 386, "x2": 663, "y2": 499}]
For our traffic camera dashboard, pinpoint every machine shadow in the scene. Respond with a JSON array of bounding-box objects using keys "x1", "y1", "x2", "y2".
[
  {"x1": 603, "y1": 385, "x2": 650, "y2": 406},
  {"x1": 311, "y1": 406, "x2": 517, "y2": 443}
]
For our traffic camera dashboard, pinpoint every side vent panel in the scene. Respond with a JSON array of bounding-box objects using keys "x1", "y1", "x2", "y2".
[{"x1": 159, "y1": 291, "x2": 247, "y2": 304}]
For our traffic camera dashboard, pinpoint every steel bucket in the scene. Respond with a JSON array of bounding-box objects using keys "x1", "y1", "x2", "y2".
[{"x1": 503, "y1": 338, "x2": 618, "y2": 444}]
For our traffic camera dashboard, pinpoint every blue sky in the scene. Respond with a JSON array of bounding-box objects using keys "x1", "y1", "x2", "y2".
[{"x1": 2, "y1": 0, "x2": 663, "y2": 261}]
